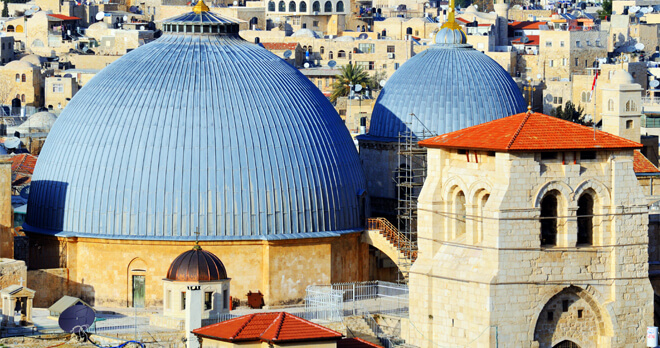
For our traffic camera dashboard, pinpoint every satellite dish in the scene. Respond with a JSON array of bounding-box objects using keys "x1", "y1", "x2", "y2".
[
  {"x1": 630, "y1": 6, "x2": 638, "y2": 13},
  {"x1": 623, "y1": 54, "x2": 630, "y2": 62},
  {"x1": 598, "y1": 57, "x2": 607, "y2": 64},
  {"x1": 122, "y1": 15, "x2": 128, "y2": 21},
  {"x1": 358, "y1": 33, "x2": 368, "y2": 40},
  {"x1": 4, "y1": 137, "x2": 20, "y2": 149},
  {"x1": 283, "y1": 50, "x2": 292, "y2": 58},
  {"x1": 636, "y1": 11, "x2": 644, "y2": 18},
  {"x1": 328, "y1": 60, "x2": 337, "y2": 68},
  {"x1": 303, "y1": 62, "x2": 310, "y2": 68},
  {"x1": 63, "y1": 73, "x2": 72, "y2": 78},
  {"x1": 58, "y1": 304, "x2": 95, "y2": 334},
  {"x1": 30, "y1": 5, "x2": 39, "y2": 11},
  {"x1": 82, "y1": 46, "x2": 89, "y2": 53},
  {"x1": 537, "y1": 74, "x2": 542, "y2": 79},
  {"x1": 520, "y1": 36, "x2": 530, "y2": 43},
  {"x1": 19, "y1": 185, "x2": 29, "y2": 199},
  {"x1": 354, "y1": 84, "x2": 363, "y2": 92},
  {"x1": 545, "y1": 94, "x2": 553, "y2": 103},
  {"x1": 233, "y1": 0, "x2": 238, "y2": 4},
  {"x1": 24, "y1": 9, "x2": 34, "y2": 16},
  {"x1": 129, "y1": 5, "x2": 138, "y2": 12},
  {"x1": 95, "y1": 11, "x2": 105, "y2": 21},
  {"x1": 379, "y1": 79, "x2": 386, "y2": 87},
  {"x1": 651, "y1": 80, "x2": 660, "y2": 88},
  {"x1": 635, "y1": 43, "x2": 645, "y2": 51},
  {"x1": 140, "y1": 25, "x2": 145, "y2": 30}
]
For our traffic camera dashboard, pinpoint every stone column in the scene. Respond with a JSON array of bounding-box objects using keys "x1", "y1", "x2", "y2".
[{"x1": 26, "y1": 297, "x2": 32, "y2": 322}]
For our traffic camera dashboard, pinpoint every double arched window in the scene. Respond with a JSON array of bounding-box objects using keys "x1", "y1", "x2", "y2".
[
  {"x1": 299, "y1": 1, "x2": 307, "y2": 11},
  {"x1": 625, "y1": 100, "x2": 636, "y2": 112},
  {"x1": 324, "y1": 0, "x2": 332, "y2": 12}
]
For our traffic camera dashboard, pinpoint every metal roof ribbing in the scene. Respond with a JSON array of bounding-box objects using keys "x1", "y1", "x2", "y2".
[
  {"x1": 162, "y1": 11, "x2": 241, "y2": 24},
  {"x1": 25, "y1": 33, "x2": 366, "y2": 240},
  {"x1": 367, "y1": 45, "x2": 526, "y2": 140}
]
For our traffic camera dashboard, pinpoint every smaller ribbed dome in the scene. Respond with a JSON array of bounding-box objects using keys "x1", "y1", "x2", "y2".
[
  {"x1": 166, "y1": 245, "x2": 228, "y2": 282},
  {"x1": 435, "y1": 25, "x2": 467, "y2": 45}
]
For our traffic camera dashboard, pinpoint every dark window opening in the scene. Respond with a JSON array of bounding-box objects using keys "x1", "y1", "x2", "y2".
[
  {"x1": 547, "y1": 311, "x2": 553, "y2": 321},
  {"x1": 562, "y1": 299, "x2": 569, "y2": 312},
  {"x1": 540, "y1": 193, "x2": 558, "y2": 246},
  {"x1": 457, "y1": 149, "x2": 467, "y2": 155},
  {"x1": 541, "y1": 152, "x2": 558, "y2": 160},
  {"x1": 577, "y1": 193, "x2": 593, "y2": 245},
  {"x1": 204, "y1": 292, "x2": 213, "y2": 310},
  {"x1": 577, "y1": 309, "x2": 583, "y2": 318},
  {"x1": 580, "y1": 151, "x2": 597, "y2": 160}
]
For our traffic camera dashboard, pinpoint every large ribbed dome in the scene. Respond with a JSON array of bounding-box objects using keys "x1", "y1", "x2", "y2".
[
  {"x1": 25, "y1": 10, "x2": 366, "y2": 240},
  {"x1": 367, "y1": 44, "x2": 526, "y2": 139}
]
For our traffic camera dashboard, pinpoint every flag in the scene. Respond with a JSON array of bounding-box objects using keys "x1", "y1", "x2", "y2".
[{"x1": 589, "y1": 70, "x2": 599, "y2": 102}]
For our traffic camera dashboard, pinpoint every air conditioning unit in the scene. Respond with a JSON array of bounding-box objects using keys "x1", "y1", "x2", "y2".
[{"x1": 387, "y1": 52, "x2": 395, "y2": 59}]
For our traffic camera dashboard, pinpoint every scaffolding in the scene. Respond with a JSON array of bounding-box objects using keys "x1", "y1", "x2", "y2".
[{"x1": 396, "y1": 114, "x2": 433, "y2": 283}]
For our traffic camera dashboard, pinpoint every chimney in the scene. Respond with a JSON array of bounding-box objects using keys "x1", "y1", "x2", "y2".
[{"x1": 186, "y1": 285, "x2": 202, "y2": 348}]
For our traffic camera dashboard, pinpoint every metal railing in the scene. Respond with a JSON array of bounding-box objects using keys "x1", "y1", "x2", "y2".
[
  {"x1": 643, "y1": 97, "x2": 660, "y2": 106},
  {"x1": 367, "y1": 218, "x2": 417, "y2": 260}
]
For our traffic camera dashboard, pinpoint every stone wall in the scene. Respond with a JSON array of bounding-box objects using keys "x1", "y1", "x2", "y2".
[{"x1": 27, "y1": 268, "x2": 81, "y2": 308}]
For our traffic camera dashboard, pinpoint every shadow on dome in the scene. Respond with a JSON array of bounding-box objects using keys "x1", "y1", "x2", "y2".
[{"x1": 26, "y1": 180, "x2": 68, "y2": 233}]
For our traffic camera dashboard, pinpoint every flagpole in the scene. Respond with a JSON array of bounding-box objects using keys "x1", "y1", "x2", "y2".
[{"x1": 593, "y1": 71, "x2": 597, "y2": 140}]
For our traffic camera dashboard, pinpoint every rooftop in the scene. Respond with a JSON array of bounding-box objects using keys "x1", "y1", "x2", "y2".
[
  {"x1": 193, "y1": 312, "x2": 344, "y2": 343},
  {"x1": 509, "y1": 21, "x2": 544, "y2": 30},
  {"x1": 419, "y1": 112, "x2": 643, "y2": 152},
  {"x1": 261, "y1": 42, "x2": 298, "y2": 50},
  {"x1": 47, "y1": 14, "x2": 81, "y2": 21},
  {"x1": 634, "y1": 150, "x2": 660, "y2": 173}
]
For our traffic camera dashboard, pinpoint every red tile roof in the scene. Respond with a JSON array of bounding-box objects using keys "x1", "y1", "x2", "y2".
[
  {"x1": 261, "y1": 42, "x2": 299, "y2": 51},
  {"x1": 338, "y1": 338, "x2": 384, "y2": 348},
  {"x1": 634, "y1": 150, "x2": 660, "y2": 173},
  {"x1": 10, "y1": 154, "x2": 36, "y2": 187},
  {"x1": 456, "y1": 17, "x2": 470, "y2": 23},
  {"x1": 47, "y1": 14, "x2": 81, "y2": 21},
  {"x1": 510, "y1": 21, "x2": 544, "y2": 30},
  {"x1": 511, "y1": 35, "x2": 539, "y2": 45},
  {"x1": 419, "y1": 112, "x2": 642, "y2": 152},
  {"x1": 193, "y1": 312, "x2": 343, "y2": 343}
]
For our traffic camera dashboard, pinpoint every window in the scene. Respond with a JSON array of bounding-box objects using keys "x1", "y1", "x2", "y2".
[
  {"x1": 562, "y1": 58, "x2": 567, "y2": 66},
  {"x1": 338, "y1": 50, "x2": 346, "y2": 58},
  {"x1": 328, "y1": 51, "x2": 333, "y2": 59},
  {"x1": 6, "y1": 25, "x2": 13, "y2": 33},
  {"x1": 577, "y1": 193, "x2": 593, "y2": 245},
  {"x1": 382, "y1": 64, "x2": 386, "y2": 69},
  {"x1": 299, "y1": 1, "x2": 306, "y2": 11},
  {"x1": 320, "y1": 46, "x2": 324, "y2": 54},
  {"x1": 20, "y1": 94, "x2": 25, "y2": 103},
  {"x1": 312, "y1": 20, "x2": 319, "y2": 27},
  {"x1": 166, "y1": 290, "x2": 171, "y2": 310},
  {"x1": 324, "y1": 0, "x2": 332, "y2": 12},
  {"x1": 586, "y1": 40, "x2": 591, "y2": 46},
  {"x1": 575, "y1": 40, "x2": 581, "y2": 48},
  {"x1": 585, "y1": 59, "x2": 588, "y2": 68},
  {"x1": 325, "y1": 78, "x2": 329, "y2": 86},
  {"x1": 541, "y1": 152, "x2": 558, "y2": 160},
  {"x1": 626, "y1": 100, "x2": 636, "y2": 112},
  {"x1": 560, "y1": 41, "x2": 565, "y2": 47},
  {"x1": 368, "y1": 61, "x2": 374, "y2": 70},
  {"x1": 336, "y1": 0, "x2": 344, "y2": 12},
  {"x1": 21, "y1": 74, "x2": 25, "y2": 82},
  {"x1": 549, "y1": 60, "x2": 554, "y2": 67},
  {"x1": 288, "y1": 1, "x2": 295, "y2": 11},
  {"x1": 626, "y1": 120, "x2": 633, "y2": 129},
  {"x1": 540, "y1": 192, "x2": 558, "y2": 247},
  {"x1": 52, "y1": 83, "x2": 64, "y2": 93},
  {"x1": 547, "y1": 311, "x2": 554, "y2": 321},
  {"x1": 181, "y1": 292, "x2": 186, "y2": 310},
  {"x1": 553, "y1": 96, "x2": 562, "y2": 104},
  {"x1": 394, "y1": 62, "x2": 399, "y2": 70},
  {"x1": 358, "y1": 43, "x2": 374, "y2": 53},
  {"x1": 562, "y1": 300, "x2": 569, "y2": 312},
  {"x1": 268, "y1": 1, "x2": 275, "y2": 10},
  {"x1": 317, "y1": 80, "x2": 322, "y2": 89},
  {"x1": 223, "y1": 289, "x2": 229, "y2": 309},
  {"x1": 607, "y1": 99, "x2": 614, "y2": 111},
  {"x1": 312, "y1": 0, "x2": 320, "y2": 11},
  {"x1": 278, "y1": 1, "x2": 285, "y2": 11},
  {"x1": 581, "y1": 91, "x2": 589, "y2": 103},
  {"x1": 291, "y1": 16, "x2": 300, "y2": 25},
  {"x1": 595, "y1": 39, "x2": 601, "y2": 47},
  {"x1": 355, "y1": 61, "x2": 369, "y2": 70},
  {"x1": 575, "y1": 58, "x2": 579, "y2": 66},
  {"x1": 204, "y1": 292, "x2": 213, "y2": 310},
  {"x1": 581, "y1": 151, "x2": 597, "y2": 160},
  {"x1": 545, "y1": 41, "x2": 552, "y2": 47},
  {"x1": 454, "y1": 190, "x2": 466, "y2": 237},
  {"x1": 14, "y1": 74, "x2": 19, "y2": 82},
  {"x1": 387, "y1": 45, "x2": 395, "y2": 53}
]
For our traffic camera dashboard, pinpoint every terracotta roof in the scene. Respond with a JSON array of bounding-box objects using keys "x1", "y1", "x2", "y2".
[
  {"x1": 512, "y1": 35, "x2": 539, "y2": 45},
  {"x1": 338, "y1": 338, "x2": 384, "y2": 347},
  {"x1": 261, "y1": 42, "x2": 299, "y2": 51},
  {"x1": 456, "y1": 17, "x2": 470, "y2": 23},
  {"x1": 193, "y1": 312, "x2": 343, "y2": 343},
  {"x1": 634, "y1": 150, "x2": 660, "y2": 173},
  {"x1": 47, "y1": 14, "x2": 81, "y2": 21},
  {"x1": 510, "y1": 21, "x2": 544, "y2": 30},
  {"x1": 10, "y1": 154, "x2": 36, "y2": 187},
  {"x1": 418, "y1": 112, "x2": 643, "y2": 152}
]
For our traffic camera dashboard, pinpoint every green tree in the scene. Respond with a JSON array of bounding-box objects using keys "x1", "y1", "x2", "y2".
[
  {"x1": 551, "y1": 101, "x2": 586, "y2": 124},
  {"x1": 597, "y1": 0, "x2": 612, "y2": 20},
  {"x1": 368, "y1": 70, "x2": 388, "y2": 92},
  {"x1": 2, "y1": 0, "x2": 8, "y2": 18},
  {"x1": 330, "y1": 63, "x2": 369, "y2": 103}
]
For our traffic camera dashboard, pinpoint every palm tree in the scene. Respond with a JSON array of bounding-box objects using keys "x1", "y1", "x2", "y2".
[{"x1": 330, "y1": 63, "x2": 370, "y2": 103}]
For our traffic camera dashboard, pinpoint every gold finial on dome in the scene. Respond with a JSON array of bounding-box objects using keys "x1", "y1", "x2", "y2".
[
  {"x1": 193, "y1": 0, "x2": 210, "y2": 14},
  {"x1": 440, "y1": 0, "x2": 462, "y2": 30}
]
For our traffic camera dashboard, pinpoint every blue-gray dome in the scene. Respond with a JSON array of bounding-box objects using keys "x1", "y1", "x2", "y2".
[
  {"x1": 25, "y1": 13, "x2": 366, "y2": 241},
  {"x1": 367, "y1": 44, "x2": 526, "y2": 140},
  {"x1": 435, "y1": 27, "x2": 466, "y2": 45}
]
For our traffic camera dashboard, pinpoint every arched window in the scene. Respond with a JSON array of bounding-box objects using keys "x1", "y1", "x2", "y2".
[
  {"x1": 626, "y1": 100, "x2": 636, "y2": 111},
  {"x1": 302, "y1": 45, "x2": 307, "y2": 51},
  {"x1": 336, "y1": 0, "x2": 344, "y2": 12},
  {"x1": 312, "y1": 0, "x2": 320, "y2": 11},
  {"x1": 15, "y1": 25, "x2": 23, "y2": 33},
  {"x1": 21, "y1": 94, "x2": 25, "y2": 102},
  {"x1": 299, "y1": 1, "x2": 307, "y2": 11},
  {"x1": 607, "y1": 99, "x2": 614, "y2": 111},
  {"x1": 540, "y1": 191, "x2": 558, "y2": 246},
  {"x1": 289, "y1": 1, "x2": 296, "y2": 11},
  {"x1": 21, "y1": 74, "x2": 26, "y2": 82},
  {"x1": 581, "y1": 91, "x2": 589, "y2": 103},
  {"x1": 454, "y1": 190, "x2": 466, "y2": 237},
  {"x1": 577, "y1": 193, "x2": 593, "y2": 245},
  {"x1": 6, "y1": 25, "x2": 14, "y2": 32},
  {"x1": 14, "y1": 74, "x2": 19, "y2": 82},
  {"x1": 320, "y1": 46, "x2": 325, "y2": 54},
  {"x1": 278, "y1": 1, "x2": 285, "y2": 11},
  {"x1": 324, "y1": 0, "x2": 332, "y2": 12},
  {"x1": 328, "y1": 51, "x2": 333, "y2": 59},
  {"x1": 338, "y1": 50, "x2": 346, "y2": 58},
  {"x1": 268, "y1": 1, "x2": 275, "y2": 10}
]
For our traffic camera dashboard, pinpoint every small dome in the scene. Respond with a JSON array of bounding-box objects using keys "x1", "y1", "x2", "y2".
[
  {"x1": 291, "y1": 29, "x2": 319, "y2": 38},
  {"x1": 435, "y1": 27, "x2": 467, "y2": 44},
  {"x1": 20, "y1": 55, "x2": 44, "y2": 67},
  {"x1": 166, "y1": 245, "x2": 228, "y2": 282},
  {"x1": 334, "y1": 35, "x2": 355, "y2": 42},
  {"x1": 15, "y1": 111, "x2": 57, "y2": 133},
  {"x1": 611, "y1": 70, "x2": 635, "y2": 85},
  {"x1": 3, "y1": 60, "x2": 37, "y2": 70}
]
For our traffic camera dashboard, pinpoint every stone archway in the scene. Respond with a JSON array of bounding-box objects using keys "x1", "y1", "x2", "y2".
[{"x1": 534, "y1": 286, "x2": 608, "y2": 348}]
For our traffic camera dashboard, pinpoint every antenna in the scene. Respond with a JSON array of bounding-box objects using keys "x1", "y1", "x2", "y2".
[{"x1": 58, "y1": 304, "x2": 95, "y2": 334}]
